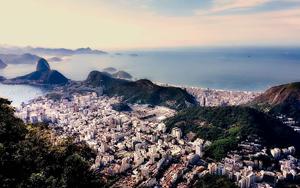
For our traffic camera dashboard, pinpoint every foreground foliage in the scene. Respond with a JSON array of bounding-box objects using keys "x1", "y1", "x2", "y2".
[{"x1": 0, "y1": 98, "x2": 103, "y2": 188}]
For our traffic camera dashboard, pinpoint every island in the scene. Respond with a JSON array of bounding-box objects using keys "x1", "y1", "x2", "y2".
[
  {"x1": 3, "y1": 58, "x2": 69, "y2": 85},
  {"x1": 111, "y1": 71, "x2": 133, "y2": 80}
]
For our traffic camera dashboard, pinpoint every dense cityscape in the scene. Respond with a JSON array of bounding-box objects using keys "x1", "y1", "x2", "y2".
[
  {"x1": 1, "y1": 1, "x2": 300, "y2": 187},
  {"x1": 15, "y1": 89, "x2": 300, "y2": 188}
]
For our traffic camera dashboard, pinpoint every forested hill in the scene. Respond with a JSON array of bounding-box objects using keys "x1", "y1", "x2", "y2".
[
  {"x1": 0, "y1": 98, "x2": 103, "y2": 188},
  {"x1": 165, "y1": 106, "x2": 300, "y2": 160},
  {"x1": 85, "y1": 71, "x2": 197, "y2": 110}
]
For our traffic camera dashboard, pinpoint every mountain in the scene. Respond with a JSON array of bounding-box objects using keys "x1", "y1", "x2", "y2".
[
  {"x1": 26, "y1": 47, "x2": 107, "y2": 56},
  {"x1": 85, "y1": 71, "x2": 197, "y2": 110},
  {"x1": 111, "y1": 71, "x2": 133, "y2": 80},
  {"x1": 74, "y1": 47, "x2": 107, "y2": 54},
  {"x1": 102, "y1": 68, "x2": 133, "y2": 80},
  {"x1": 0, "y1": 59, "x2": 7, "y2": 69},
  {"x1": 6, "y1": 58, "x2": 68, "y2": 85},
  {"x1": 0, "y1": 53, "x2": 40, "y2": 64},
  {"x1": 251, "y1": 82, "x2": 300, "y2": 122},
  {"x1": 165, "y1": 106, "x2": 300, "y2": 160},
  {"x1": 0, "y1": 46, "x2": 107, "y2": 56},
  {"x1": 36, "y1": 58, "x2": 51, "y2": 72}
]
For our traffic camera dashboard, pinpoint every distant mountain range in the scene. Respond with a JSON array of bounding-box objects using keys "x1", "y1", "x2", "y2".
[
  {"x1": 251, "y1": 82, "x2": 300, "y2": 123},
  {"x1": 4, "y1": 58, "x2": 69, "y2": 85},
  {"x1": 84, "y1": 71, "x2": 197, "y2": 110},
  {"x1": 0, "y1": 53, "x2": 65, "y2": 65},
  {"x1": 0, "y1": 46, "x2": 107, "y2": 56},
  {"x1": 0, "y1": 45, "x2": 107, "y2": 65},
  {"x1": 0, "y1": 53, "x2": 40, "y2": 64},
  {"x1": 0, "y1": 59, "x2": 7, "y2": 69},
  {"x1": 26, "y1": 47, "x2": 107, "y2": 56}
]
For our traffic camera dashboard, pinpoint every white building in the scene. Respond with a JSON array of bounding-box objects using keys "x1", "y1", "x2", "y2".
[{"x1": 172, "y1": 127, "x2": 182, "y2": 139}]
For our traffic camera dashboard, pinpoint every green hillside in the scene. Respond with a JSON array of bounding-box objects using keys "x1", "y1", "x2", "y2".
[
  {"x1": 165, "y1": 106, "x2": 299, "y2": 160},
  {"x1": 85, "y1": 71, "x2": 197, "y2": 110}
]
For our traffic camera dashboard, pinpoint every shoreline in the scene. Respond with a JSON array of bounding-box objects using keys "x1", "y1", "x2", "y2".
[
  {"x1": 1, "y1": 76, "x2": 263, "y2": 94},
  {"x1": 0, "y1": 78, "x2": 261, "y2": 108},
  {"x1": 153, "y1": 81, "x2": 262, "y2": 94}
]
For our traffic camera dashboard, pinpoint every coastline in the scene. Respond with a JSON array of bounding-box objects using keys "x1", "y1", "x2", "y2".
[
  {"x1": 154, "y1": 81, "x2": 261, "y2": 94},
  {"x1": 0, "y1": 76, "x2": 261, "y2": 108}
]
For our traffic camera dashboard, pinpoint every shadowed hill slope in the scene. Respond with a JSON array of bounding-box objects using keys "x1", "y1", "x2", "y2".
[{"x1": 85, "y1": 71, "x2": 197, "y2": 110}]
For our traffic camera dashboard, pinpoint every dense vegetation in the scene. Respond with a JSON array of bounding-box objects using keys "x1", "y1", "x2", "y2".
[
  {"x1": 165, "y1": 106, "x2": 300, "y2": 160},
  {"x1": 194, "y1": 174, "x2": 238, "y2": 188},
  {"x1": 85, "y1": 71, "x2": 197, "y2": 110},
  {"x1": 0, "y1": 98, "x2": 103, "y2": 188}
]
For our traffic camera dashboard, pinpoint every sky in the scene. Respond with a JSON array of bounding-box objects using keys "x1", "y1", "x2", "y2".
[{"x1": 0, "y1": 0, "x2": 300, "y2": 50}]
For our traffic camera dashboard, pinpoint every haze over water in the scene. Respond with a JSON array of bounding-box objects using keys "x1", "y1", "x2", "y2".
[{"x1": 1, "y1": 47, "x2": 300, "y2": 105}]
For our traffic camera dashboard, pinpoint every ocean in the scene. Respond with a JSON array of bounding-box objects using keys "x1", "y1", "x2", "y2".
[
  {"x1": 1, "y1": 47, "x2": 300, "y2": 105},
  {"x1": 0, "y1": 83, "x2": 46, "y2": 106}
]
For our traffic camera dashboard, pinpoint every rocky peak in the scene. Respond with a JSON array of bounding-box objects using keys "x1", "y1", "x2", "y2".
[{"x1": 36, "y1": 58, "x2": 50, "y2": 72}]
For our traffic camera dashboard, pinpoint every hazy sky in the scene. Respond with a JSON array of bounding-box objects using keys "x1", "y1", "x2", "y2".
[{"x1": 1, "y1": 0, "x2": 300, "y2": 50}]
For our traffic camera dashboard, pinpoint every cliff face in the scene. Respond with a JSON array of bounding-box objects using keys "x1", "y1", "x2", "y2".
[
  {"x1": 85, "y1": 71, "x2": 197, "y2": 110},
  {"x1": 251, "y1": 82, "x2": 300, "y2": 121}
]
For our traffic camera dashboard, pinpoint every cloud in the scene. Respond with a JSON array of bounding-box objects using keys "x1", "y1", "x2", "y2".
[
  {"x1": 195, "y1": 0, "x2": 272, "y2": 15},
  {"x1": 212, "y1": 0, "x2": 271, "y2": 12},
  {"x1": 195, "y1": 0, "x2": 300, "y2": 15},
  {"x1": 0, "y1": 0, "x2": 300, "y2": 49}
]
